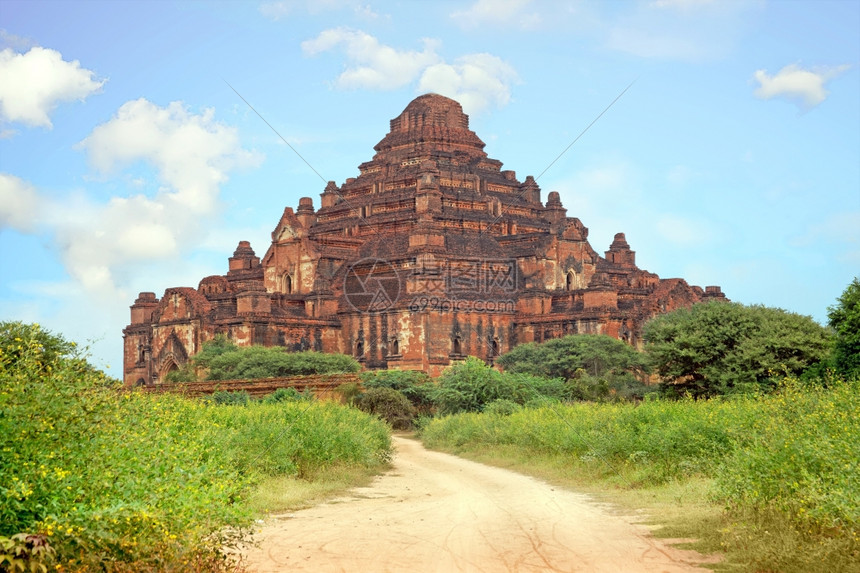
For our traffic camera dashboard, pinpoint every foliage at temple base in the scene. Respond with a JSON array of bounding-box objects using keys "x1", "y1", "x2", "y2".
[{"x1": 0, "y1": 322, "x2": 390, "y2": 572}]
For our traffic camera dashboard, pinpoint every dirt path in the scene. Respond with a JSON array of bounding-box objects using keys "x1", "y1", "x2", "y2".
[{"x1": 243, "y1": 436, "x2": 711, "y2": 572}]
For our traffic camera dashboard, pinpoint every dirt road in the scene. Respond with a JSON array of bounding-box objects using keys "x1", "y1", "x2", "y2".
[{"x1": 243, "y1": 436, "x2": 711, "y2": 572}]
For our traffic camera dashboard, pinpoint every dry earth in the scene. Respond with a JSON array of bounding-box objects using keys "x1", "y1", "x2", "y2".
[{"x1": 242, "y1": 436, "x2": 713, "y2": 573}]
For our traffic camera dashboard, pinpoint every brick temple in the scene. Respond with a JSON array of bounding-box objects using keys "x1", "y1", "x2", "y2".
[{"x1": 123, "y1": 94, "x2": 725, "y2": 385}]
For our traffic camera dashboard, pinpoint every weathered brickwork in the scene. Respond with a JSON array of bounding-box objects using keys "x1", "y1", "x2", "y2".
[{"x1": 123, "y1": 94, "x2": 725, "y2": 385}]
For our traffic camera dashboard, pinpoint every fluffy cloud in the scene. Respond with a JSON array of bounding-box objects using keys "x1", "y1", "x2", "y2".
[
  {"x1": 450, "y1": 0, "x2": 541, "y2": 30},
  {"x1": 9, "y1": 99, "x2": 259, "y2": 295},
  {"x1": 302, "y1": 28, "x2": 439, "y2": 90},
  {"x1": 78, "y1": 99, "x2": 258, "y2": 213},
  {"x1": 753, "y1": 64, "x2": 851, "y2": 110},
  {"x1": 418, "y1": 54, "x2": 518, "y2": 114},
  {"x1": 303, "y1": 28, "x2": 517, "y2": 114},
  {"x1": 0, "y1": 173, "x2": 43, "y2": 231},
  {"x1": 0, "y1": 46, "x2": 104, "y2": 128}
]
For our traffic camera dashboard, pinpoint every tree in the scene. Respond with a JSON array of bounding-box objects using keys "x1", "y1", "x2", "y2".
[
  {"x1": 360, "y1": 370, "x2": 434, "y2": 415},
  {"x1": 828, "y1": 277, "x2": 860, "y2": 378},
  {"x1": 496, "y1": 335, "x2": 648, "y2": 400},
  {"x1": 643, "y1": 302, "x2": 832, "y2": 397},
  {"x1": 0, "y1": 321, "x2": 77, "y2": 372},
  {"x1": 431, "y1": 357, "x2": 518, "y2": 415},
  {"x1": 355, "y1": 387, "x2": 416, "y2": 430},
  {"x1": 497, "y1": 334, "x2": 645, "y2": 379},
  {"x1": 203, "y1": 346, "x2": 360, "y2": 380}
]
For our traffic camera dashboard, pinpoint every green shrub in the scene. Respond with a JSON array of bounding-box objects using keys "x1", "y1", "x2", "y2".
[
  {"x1": 644, "y1": 302, "x2": 832, "y2": 397},
  {"x1": 421, "y1": 375, "x2": 860, "y2": 567},
  {"x1": 355, "y1": 387, "x2": 416, "y2": 430},
  {"x1": 828, "y1": 277, "x2": 860, "y2": 378},
  {"x1": 431, "y1": 357, "x2": 517, "y2": 414},
  {"x1": 335, "y1": 381, "x2": 362, "y2": 405},
  {"x1": 483, "y1": 399, "x2": 522, "y2": 416},
  {"x1": 0, "y1": 322, "x2": 391, "y2": 571},
  {"x1": 205, "y1": 347, "x2": 360, "y2": 380},
  {"x1": 212, "y1": 390, "x2": 251, "y2": 406},
  {"x1": 262, "y1": 387, "x2": 310, "y2": 404},
  {"x1": 497, "y1": 334, "x2": 646, "y2": 383},
  {"x1": 361, "y1": 370, "x2": 434, "y2": 414}
]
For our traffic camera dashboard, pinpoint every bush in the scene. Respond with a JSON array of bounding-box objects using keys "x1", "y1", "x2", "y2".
[
  {"x1": 432, "y1": 357, "x2": 577, "y2": 414},
  {"x1": 212, "y1": 390, "x2": 251, "y2": 406},
  {"x1": 828, "y1": 277, "x2": 860, "y2": 378},
  {"x1": 205, "y1": 347, "x2": 360, "y2": 380},
  {"x1": 431, "y1": 357, "x2": 517, "y2": 415},
  {"x1": 497, "y1": 334, "x2": 645, "y2": 381},
  {"x1": 420, "y1": 376, "x2": 860, "y2": 570},
  {"x1": 361, "y1": 370, "x2": 434, "y2": 414},
  {"x1": 335, "y1": 382, "x2": 362, "y2": 405},
  {"x1": 0, "y1": 322, "x2": 391, "y2": 571},
  {"x1": 644, "y1": 302, "x2": 832, "y2": 397},
  {"x1": 483, "y1": 399, "x2": 522, "y2": 416},
  {"x1": 355, "y1": 387, "x2": 416, "y2": 430},
  {"x1": 262, "y1": 387, "x2": 311, "y2": 404}
]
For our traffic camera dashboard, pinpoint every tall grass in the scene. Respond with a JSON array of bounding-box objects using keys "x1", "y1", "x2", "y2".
[
  {"x1": 1, "y1": 330, "x2": 391, "y2": 572},
  {"x1": 421, "y1": 377, "x2": 860, "y2": 571}
]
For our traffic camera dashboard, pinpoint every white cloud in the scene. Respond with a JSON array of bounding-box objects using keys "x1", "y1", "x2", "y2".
[
  {"x1": 451, "y1": 0, "x2": 541, "y2": 30},
  {"x1": 0, "y1": 173, "x2": 43, "y2": 231},
  {"x1": 0, "y1": 46, "x2": 104, "y2": 128},
  {"x1": 0, "y1": 29, "x2": 35, "y2": 51},
  {"x1": 303, "y1": 28, "x2": 517, "y2": 114},
  {"x1": 418, "y1": 53, "x2": 518, "y2": 114},
  {"x1": 8, "y1": 99, "x2": 260, "y2": 296},
  {"x1": 302, "y1": 28, "x2": 440, "y2": 90},
  {"x1": 78, "y1": 99, "x2": 259, "y2": 213},
  {"x1": 259, "y1": 1, "x2": 293, "y2": 20},
  {"x1": 753, "y1": 64, "x2": 851, "y2": 110}
]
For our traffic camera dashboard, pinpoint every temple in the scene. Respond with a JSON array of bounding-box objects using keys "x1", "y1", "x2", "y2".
[{"x1": 123, "y1": 94, "x2": 725, "y2": 385}]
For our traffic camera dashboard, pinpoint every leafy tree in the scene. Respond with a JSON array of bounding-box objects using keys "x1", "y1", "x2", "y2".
[
  {"x1": 496, "y1": 335, "x2": 647, "y2": 401},
  {"x1": 204, "y1": 347, "x2": 360, "y2": 380},
  {"x1": 190, "y1": 334, "x2": 237, "y2": 369},
  {"x1": 432, "y1": 357, "x2": 518, "y2": 415},
  {"x1": 355, "y1": 387, "x2": 416, "y2": 430},
  {"x1": 644, "y1": 302, "x2": 832, "y2": 397},
  {"x1": 497, "y1": 334, "x2": 645, "y2": 380},
  {"x1": 360, "y1": 370, "x2": 435, "y2": 414},
  {"x1": 0, "y1": 321, "x2": 77, "y2": 372},
  {"x1": 827, "y1": 277, "x2": 860, "y2": 378}
]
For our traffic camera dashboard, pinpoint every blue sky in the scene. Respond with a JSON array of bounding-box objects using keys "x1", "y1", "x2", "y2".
[{"x1": 1, "y1": 0, "x2": 858, "y2": 374}]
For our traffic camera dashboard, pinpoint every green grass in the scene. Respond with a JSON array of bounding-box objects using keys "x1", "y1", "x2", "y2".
[
  {"x1": 420, "y1": 377, "x2": 860, "y2": 572},
  {"x1": 245, "y1": 465, "x2": 382, "y2": 516},
  {"x1": 1, "y1": 332, "x2": 391, "y2": 572}
]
